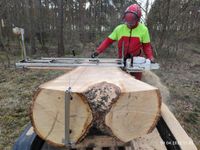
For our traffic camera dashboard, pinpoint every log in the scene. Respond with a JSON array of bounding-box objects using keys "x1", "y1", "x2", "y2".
[{"x1": 31, "y1": 67, "x2": 161, "y2": 147}]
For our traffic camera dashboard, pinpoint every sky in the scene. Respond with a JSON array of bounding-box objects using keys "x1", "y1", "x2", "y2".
[
  {"x1": 85, "y1": 0, "x2": 155, "y2": 22},
  {"x1": 137, "y1": 0, "x2": 155, "y2": 21},
  {"x1": 138, "y1": 0, "x2": 155, "y2": 8}
]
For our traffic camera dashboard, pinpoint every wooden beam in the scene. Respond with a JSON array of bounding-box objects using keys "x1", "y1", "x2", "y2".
[{"x1": 161, "y1": 103, "x2": 197, "y2": 150}]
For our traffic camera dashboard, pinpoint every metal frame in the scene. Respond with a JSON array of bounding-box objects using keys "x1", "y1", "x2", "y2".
[
  {"x1": 20, "y1": 28, "x2": 27, "y2": 61},
  {"x1": 16, "y1": 58, "x2": 124, "y2": 68},
  {"x1": 15, "y1": 57, "x2": 159, "y2": 72},
  {"x1": 63, "y1": 87, "x2": 74, "y2": 147}
]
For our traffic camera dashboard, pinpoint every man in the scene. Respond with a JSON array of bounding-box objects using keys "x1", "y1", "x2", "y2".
[{"x1": 91, "y1": 4, "x2": 155, "y2": 80}]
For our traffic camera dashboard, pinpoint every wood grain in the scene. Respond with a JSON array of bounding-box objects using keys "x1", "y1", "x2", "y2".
[{"x1": 31, "y1": 67, "x2": 161, "y2": 146}]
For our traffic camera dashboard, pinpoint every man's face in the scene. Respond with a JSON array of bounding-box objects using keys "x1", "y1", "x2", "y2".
[{"x1": 124, "y1": 12, "x2": 138, "y2": 28}]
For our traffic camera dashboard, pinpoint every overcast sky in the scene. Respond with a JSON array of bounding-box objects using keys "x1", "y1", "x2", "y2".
[
  {"x1": 137, "y1": 0, "x2": 155, "y2": 21},
  {"x1": 138, "y1": 0, "x2": 155, "y2": 7},
  {"x1": 86, "y1": 0, "x2": 155, "y2": 21},
  {"x1": 137, "y1": 0, "x2": 154, "y2": 13}
]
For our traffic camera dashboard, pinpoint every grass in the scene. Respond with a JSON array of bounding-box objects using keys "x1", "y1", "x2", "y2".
[
  {"x1": 156, "y1": 47, "x2": 200, "y2": 148},
  {"x1": 0, "y1": 67, "x2": 64, "y2": 150},
  {"x1": 185, "y1": 43, "x2": 200, "y2": 54}
]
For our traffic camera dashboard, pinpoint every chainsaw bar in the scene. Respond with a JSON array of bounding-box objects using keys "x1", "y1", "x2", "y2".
[{"x1": 15, "y1": 57, "x2": 159, "y2": 72}]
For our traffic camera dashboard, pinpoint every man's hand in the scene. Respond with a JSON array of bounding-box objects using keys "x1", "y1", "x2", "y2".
[
  {"x1": 91, "y1": 52, "x2": 99, "y2": 58},
  {"x1": 150, "y1": 58, "x2": 156, "y2": 63}
]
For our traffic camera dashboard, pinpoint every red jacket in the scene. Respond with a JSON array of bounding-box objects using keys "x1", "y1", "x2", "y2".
[{"x1": 97, "y1": 23, "x2": 154, "y2": 60}]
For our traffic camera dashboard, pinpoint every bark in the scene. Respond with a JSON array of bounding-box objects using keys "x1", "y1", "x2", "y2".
[
  {"x1": 29, "y1": 0, "x2": 36, "y2": 54},
  {"x1": 83, "y1": 82, "x2": 121, "y2": 136}
]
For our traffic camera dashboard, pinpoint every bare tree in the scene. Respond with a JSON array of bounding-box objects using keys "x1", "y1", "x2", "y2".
[
  {"x1": 145, "y1": 0, "x2": 149, "y2": 22},
  {"x1": 57, "y1": 0, "x2": 65, "y2": 56}
]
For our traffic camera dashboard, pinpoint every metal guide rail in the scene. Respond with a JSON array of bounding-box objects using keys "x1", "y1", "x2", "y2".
[{"x1": 15, "y1": 57, "x2": 160, "y2": 72}]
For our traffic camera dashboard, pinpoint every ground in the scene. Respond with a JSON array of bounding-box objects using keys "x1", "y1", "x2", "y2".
[
  {"x1": 0, "y1": 47, "x2": 199, "y2": 149},
  {"x1": 0, "y1": 68, "x2": 65, "y2": 150},
  {"x1": 155, "y1": 48, "x2": 200, "y2": 149}
]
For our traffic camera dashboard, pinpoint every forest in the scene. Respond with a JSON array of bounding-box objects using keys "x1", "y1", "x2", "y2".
[
  {"x1": 0, "y1": 0, "x2": 199, "y2": 149},
  {"x1": 0, "y1": 0, "x2": 199, "y2": 61},
  {"x1": 0, "y1": 0, "x2": 139, "y2": 61}
]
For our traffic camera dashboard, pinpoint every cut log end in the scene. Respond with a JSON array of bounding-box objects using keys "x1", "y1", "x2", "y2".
[
  {"x1": 105, "y1": 89, "x2": 161, "y2": 142},
  {"x1": 30, "y1": 67, "x2": 161, "y2": 147},
  {"x1": 30, "y1": 88, "x2": 93, "y2": 146}
]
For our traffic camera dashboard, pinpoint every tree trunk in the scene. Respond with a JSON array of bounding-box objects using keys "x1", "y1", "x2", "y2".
[
  {"x1": 29, "y1": 0, "x2": 36, "y2": 54},
  {"x1": 57, "y1": 0, "x2": 65, "y2": 56},
  {"x1": 156, "y1": 0, "x2": 171, "y2": 51},
  {"x1": 79, "y1": 0, "x2": 85, "y2": 43},
  {"x1": 31, "y1": 67, "x2": 161, "y2": 147}
]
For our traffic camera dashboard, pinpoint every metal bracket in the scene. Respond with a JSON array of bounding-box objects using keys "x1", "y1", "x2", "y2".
[
  {"x1": 20, "y1": 29, "x2": 27, "y2": 61},
  {"x1": 63, "y1": 87, "x2": 74, "y2": 147},
  {"x1": 13, "y1": 27, "x2": 27, "y2": 61}
]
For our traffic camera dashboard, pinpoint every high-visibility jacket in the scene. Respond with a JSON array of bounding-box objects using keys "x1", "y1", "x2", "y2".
[{"x1": 97, "y1": 23, "x2": 154, "y2": 60}]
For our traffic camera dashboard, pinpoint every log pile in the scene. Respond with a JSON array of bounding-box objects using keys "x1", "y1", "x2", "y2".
[{"x1": 30, "y1": 67, "x2": 161, "y2": 147}]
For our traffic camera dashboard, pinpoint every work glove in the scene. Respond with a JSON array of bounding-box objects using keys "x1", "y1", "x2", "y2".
[
  {"x1": 91, "y1": 52, "x2": 99, "y2": 58},
  {"x1": 150, "y1": 58, "x2": 156, "y2": 63}
]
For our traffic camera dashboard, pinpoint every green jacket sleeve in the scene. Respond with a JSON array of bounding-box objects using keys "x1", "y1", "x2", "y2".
[
  {"x1": 142, "y1": 27, "x2": 151, "y2": 43},
  {"x1": 108, "y1": 26, "x2": 120, "y2": 41}
]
